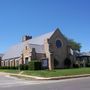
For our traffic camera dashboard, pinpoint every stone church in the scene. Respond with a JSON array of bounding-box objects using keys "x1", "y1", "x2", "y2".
[{"x1": 1, "y1": 28, "x2": 74, "y2": 70}]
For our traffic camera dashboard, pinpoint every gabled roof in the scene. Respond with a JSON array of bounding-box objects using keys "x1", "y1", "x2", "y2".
[
  {"x1": 79, "y1": 52, "x2": 90, "y2": 57},
  {"x1": 2, "y1": 30, "x2": 55, "y2": 60},
  {"x1": 29, "y1": 31, "x2": 54, "y2": 45},
  {"x1": 29, "y1": 44, "x2": 44, "y2": 53},
  {"x1": 2, "y1": 42, "x2": 25, "y2": 60}
]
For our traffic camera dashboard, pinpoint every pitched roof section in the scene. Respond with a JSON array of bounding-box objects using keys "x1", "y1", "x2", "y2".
[
  {"x1": 2, "y1": 42, "x2": 25, "y2": 60},
  {"x1": 29, "y1": 31, "x2": 54, "y2": 45},
  {"x1": 2, "y1": 30, "x2": 55, "y2": 60},
  {"x1": 79, "y1": 52, "x2": 90, "y2": 57},
  {"x1": 29, "y1": 44, "x2": 44, "y2": 53}
]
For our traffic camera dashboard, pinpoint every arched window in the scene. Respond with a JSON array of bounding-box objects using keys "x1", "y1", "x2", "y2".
[{"x1": 56, "y1": 40, "x2": 62, "y2": 48}]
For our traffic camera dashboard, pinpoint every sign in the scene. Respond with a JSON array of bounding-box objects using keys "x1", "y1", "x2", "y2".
[{"x1": 42, "y1": 59, "x2": 48, "y2": 67}]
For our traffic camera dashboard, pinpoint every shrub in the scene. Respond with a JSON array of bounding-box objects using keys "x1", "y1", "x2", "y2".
[
  {"x1": 23, "y1": 64, "x2": 28, "y2": 70},
  {"x1": 73, "y1": 63, "x2": 79, "y2": 68},
  {"x1": 29, "y1": 61, "x2": 41, "y2": 70},
  {"x1": 19, "y1": 64, "x2": 28, "y2": 70},
  {"x1": 0, "y1": 66, "x2": 18, "y2": 69},
  {"x1": 86, "y1": 63, "x2": 90, "y2": 67},
  {"x1": 10, "y1": 66, "x2": 18, "y2": 69},
  {"x1": 64, "y1": 58, "x2": 71, "y2": 68}
]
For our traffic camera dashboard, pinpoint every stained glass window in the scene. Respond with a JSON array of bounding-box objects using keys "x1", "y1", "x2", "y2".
[{"x1": 56, "y1": 40, "x2": 62, "y2": 48}]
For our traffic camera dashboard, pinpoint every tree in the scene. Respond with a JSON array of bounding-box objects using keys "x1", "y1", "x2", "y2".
[
  {"x1": 64, "y1": 35, "x2": 81, "y2": 51},
  {"x1": 68, "y1": 39, "x2": 81, "y2": 51}
]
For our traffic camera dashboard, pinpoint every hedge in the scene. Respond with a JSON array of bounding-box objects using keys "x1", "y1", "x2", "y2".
[
  {"x1": 0, "y1": 66, "x2": 18, "y2": 69},
  {"x1": 0, "y1": 61, "x2": 42, "y2": 70},
  {"x1": 19, "y1": 64, "x2": 28, "y2": 70},
  {"x1": 28, "y1": 61, "x2": 42, "y2": 70}
]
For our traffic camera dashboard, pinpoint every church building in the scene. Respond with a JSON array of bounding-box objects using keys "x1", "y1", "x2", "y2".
[{"x1": 1, "y1": 28, "x2": 74, "y2": 70}]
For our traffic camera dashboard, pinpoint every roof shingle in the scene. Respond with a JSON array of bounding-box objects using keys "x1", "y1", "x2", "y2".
[{"x1": 2, "y1": 31, "x2": 54, "y2": 60}]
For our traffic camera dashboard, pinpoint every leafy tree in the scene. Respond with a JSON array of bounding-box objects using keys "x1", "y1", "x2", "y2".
[
  {"x1": 68, "y1": 39, "x2": 81, "y2": 51},
  {"x1": 57, "y1": 28, "x2": 82, "y2": 51},
  {"x1": 64, "y1": 35, "x2": 81, "y2": 51}
]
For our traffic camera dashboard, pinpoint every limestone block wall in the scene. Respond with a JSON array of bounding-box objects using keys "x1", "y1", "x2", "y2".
[
  {"x1": 1, "y1": 57, "x2": 21, "y2": 67},
  {"x1": 36, "y1": 53, "x2": 46, "y2": 60},
  {"x1": 44, "y1": 38, "x2": 54, "y2": 70},
  {"x1": 9, "y1": 59, "x2": 15, "y2": 67},
  {"x1": 50, "y1": 30, "x2": 68, "y2": 68},
  {"x1": 31, "y1": 48, "x2": 37, "y2": 60},
  {"x1": 14, "y1": 58, "x2": 20, "y2": 66},
  {"x1": 22, "y1": 44, "x2": 32, "y2": 64},
  {"x1": 5, "y1": 60, "x2": 8, "y2": 66},
  {"x1": 1, "y1": 61, "x2": 5, "y2": 66},
  {"x1": 44, "y1": 30, "x2": 69, "y2": 69}
]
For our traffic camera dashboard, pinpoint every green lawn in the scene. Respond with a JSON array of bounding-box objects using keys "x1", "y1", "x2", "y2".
[
  {"x1": 0, "y1": 68, "x2": 90, "y2": 77},
  {"x1": 0, "y1": 69, "x2": 20, "y2": 74},
  {"x1": 22, "y1": 68, "x2": 90, "y2": 77}
]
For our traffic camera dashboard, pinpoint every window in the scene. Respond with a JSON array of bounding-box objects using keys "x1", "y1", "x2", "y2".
[
  {"x1": 25, "y1": 57, "x2": 28, "y2": 64},
  {"x1": 56, "y1": 40, "x2": 62, "y2": 48},
  {"x1": 25, "y1": 46, "x2": 28, "y2": 50}
]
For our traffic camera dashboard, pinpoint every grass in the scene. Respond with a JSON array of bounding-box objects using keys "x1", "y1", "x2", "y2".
[
  {"x1": 22, "y1": 68, "x2": 90, "y2": 77},
  {"x1": 0, "y1": 68, "x2": 90, "y2": 77},
  {"x1": 0, "y1": 69, "x2": 20, "y2": 74}
]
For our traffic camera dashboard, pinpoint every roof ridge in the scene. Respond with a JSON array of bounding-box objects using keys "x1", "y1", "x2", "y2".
[
  {"x1": 32, "y1": 30, "x2": 55, "y2": 39},
  {"x1": 29, "y1": 43, "x2": 44, "y2": 46}
]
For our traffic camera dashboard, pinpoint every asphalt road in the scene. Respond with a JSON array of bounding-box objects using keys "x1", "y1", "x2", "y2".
[{"x1": 0, "y1": 73, "x2": 90, "y2": 90}]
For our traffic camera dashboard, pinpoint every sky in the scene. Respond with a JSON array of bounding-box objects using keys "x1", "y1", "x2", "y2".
[{"x1": 0, "y1": 0, "x2": 90, "y2": 53}]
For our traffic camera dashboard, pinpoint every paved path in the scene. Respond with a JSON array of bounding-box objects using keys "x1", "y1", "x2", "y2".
[
  {"x1": 0, "y1": 73, "x2": 90, "y2": 90},
  {"x1": 0, "y1": 73, "x2": 43, "y2": 88}
]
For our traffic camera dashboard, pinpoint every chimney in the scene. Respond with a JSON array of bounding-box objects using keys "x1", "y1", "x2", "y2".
[{"x1": 22, "y1": 35, "x2": 32, "y2": 42}]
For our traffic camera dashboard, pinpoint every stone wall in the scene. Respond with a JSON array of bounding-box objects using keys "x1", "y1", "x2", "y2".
[
  {"x1": 44, "y1": 29, "x2": 69, "y2": 69},
  {"x1": 22, "y1": 43, "x2": 32, "y2": 64}
]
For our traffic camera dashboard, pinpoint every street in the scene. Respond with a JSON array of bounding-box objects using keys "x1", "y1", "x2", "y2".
[{"x1": 0, "y1": 73, "x2": 90, "y2": 90}]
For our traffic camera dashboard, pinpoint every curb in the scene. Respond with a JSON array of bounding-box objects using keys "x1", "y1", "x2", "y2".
[
  {"x1": 0, "y1": 72, "x2": 90, "y2": 80},
  {"x1": 45, "y1": 74, "x2": 90, "y2": 80},
  {"x1": 9, "y1": 74, "x2": 90, "y2": 80}
]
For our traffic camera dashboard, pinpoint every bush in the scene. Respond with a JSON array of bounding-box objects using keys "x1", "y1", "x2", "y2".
[
  {"x1": 29, "y1": 61, "x2": 42, "y2": 70},
  {"x1": 0, "y1": 66, "x2": 18, "y2": 69},
  {"x1": 73, "y1": 63, "x2": 79, "y2": 68},
  {"x1": 24, "y1": 64, "x2": 28, "y2": 70},
  {"x1": 19, "y1": 64, "x2": 24, "y2": 70},
  {"x1": 10, "y1": 66, "x2": 18, "y2": 69},
  {"x1": 19, "y1": 64, "x2": 28, "y2": 70},
  {"x1": 0, "y1": 61, "x2": 41, "y2": 70},
  {"x1": 64, "y1": 58, "x2": 71, "y2": 68},
  {"x1": 86, "y1": 63, "x2": 90, "y2": 67}
]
